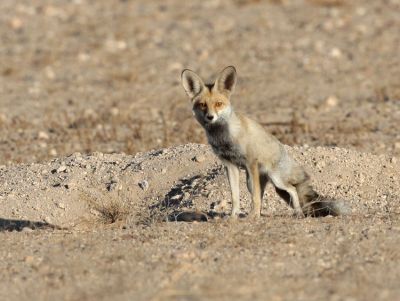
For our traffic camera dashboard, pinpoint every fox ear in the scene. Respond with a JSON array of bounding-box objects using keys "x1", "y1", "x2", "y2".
[
  {"x1": 214, "y1": 66, "x2": 237, "y2": 96},
  {"x1": 181, "y1": 69, "x2": 205, "y2": 99}
]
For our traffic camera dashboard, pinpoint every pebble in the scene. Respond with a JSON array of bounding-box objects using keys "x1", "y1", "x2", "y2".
[
  {"x1": 138, "y1": 180, "x2": 149, "y2": 191},
  {"x1": 78, "y1": 52, "x2": 90, "y2": 62},
  {"x1": 330, "y1": 47, "x2": 342, "y2": 58},
  {"x1": 10, "y1": 17, "x2": 23, "y2": 30},
  {"x1": 168, "y1": 62, "x2": 183, "y2": 71},
  {"x1": 22, "y1": 227, "x2": 34, "y2": 233},
  {"x1": 110, "y1": 107, "x2": 119, "y2": 116},
  {"x1": 38, "y1": 131, "x2": 50, "y2": 140},
  {"x1": 45, "y1": 67, "x2": 55, "y2": 79},
  {"x1": 24, "y1": 256, "x2": 35, "y2": 263},
  {"x1": 325, "y1": 95, "x2": 339, "y2": 107},
  {"x1": 171, "y1": 194, "x2": 182, "y2": 201},
  {"x1": 193, "y1": 155, "x2": 205, "y2": 163},
  {"x1": 105, "y1": 39, "x2": 127, "y2": 52},
  {"x1": 57, "y1": 165, "x2": 67, "y2": 173}
]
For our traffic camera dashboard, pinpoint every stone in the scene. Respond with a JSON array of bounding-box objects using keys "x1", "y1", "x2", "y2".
[{"x1": 138, "y1": 180, "x2": 149, "y2": 191}]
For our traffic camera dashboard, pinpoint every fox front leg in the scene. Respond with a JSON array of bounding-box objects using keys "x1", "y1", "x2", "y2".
[{"x1": 225, "y1": 162, "x2": 240, "y2": 217}]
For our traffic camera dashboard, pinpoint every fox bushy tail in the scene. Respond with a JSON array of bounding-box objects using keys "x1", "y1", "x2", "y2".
[{"x1": 275, "y1": 176, "x2": 349, "y2": 217}]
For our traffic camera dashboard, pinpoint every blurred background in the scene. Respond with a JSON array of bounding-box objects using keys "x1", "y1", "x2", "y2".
[{"x1": 0, "y1": 0, "x2": 399, "y2": 164}]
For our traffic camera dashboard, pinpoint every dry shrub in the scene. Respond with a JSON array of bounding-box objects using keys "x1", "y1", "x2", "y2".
[{"x1": 80, "y1": 190, "x2": 131, "y2": 225}]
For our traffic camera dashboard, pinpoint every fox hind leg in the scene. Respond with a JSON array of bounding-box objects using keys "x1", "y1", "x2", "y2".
[
  {"x1": 259, "y1": 173, "x2": 269, "y2": 200},
  {"x1": 269, "y1": 173, "x2": 304, "y2": 217},
  {"x1": 247, "y1": 162, "x2": 262, "y2": 218},
  {"x1": 246, "y1": 170, "x2": 268, "y2": 200}
]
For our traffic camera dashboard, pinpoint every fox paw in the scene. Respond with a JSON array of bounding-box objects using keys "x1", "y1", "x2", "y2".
[
  {"x1": 294, "y1": 210, "x2": 305, "y2": 218},
  {"x1": 248, "y1": 210, "x2": 261, "y2": 219}
]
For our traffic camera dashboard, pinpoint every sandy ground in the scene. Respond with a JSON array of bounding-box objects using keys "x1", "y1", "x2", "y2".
[
  {"x1": 0, "y1": 144, "x2": 400, "y2": 300},
  {"x1": 1, "y1": 0, "x2": 400, "y2": 300}
]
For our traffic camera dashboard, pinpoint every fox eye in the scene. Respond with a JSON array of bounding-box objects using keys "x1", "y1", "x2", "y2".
[
  {"x1": 199, "y1": 102, "x2": 207, "y2": 109},
  {"x1": 215, "y1": 102, "x2": 223, "y2": 108}
]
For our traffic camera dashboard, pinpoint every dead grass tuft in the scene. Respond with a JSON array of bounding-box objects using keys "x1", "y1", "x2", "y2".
[{"x1": 80, "y1": 190, "x2": 131, "y2": 225}]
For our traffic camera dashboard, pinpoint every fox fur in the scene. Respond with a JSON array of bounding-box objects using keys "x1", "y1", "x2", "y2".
[{"x1": 181, "y1": 66, "x2": 348, "y2": 218}]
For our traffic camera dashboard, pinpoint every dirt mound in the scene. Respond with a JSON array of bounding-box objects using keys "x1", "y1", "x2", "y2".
[{"x1": 1, "y1": 144, "x2": 398, "y2": 230}]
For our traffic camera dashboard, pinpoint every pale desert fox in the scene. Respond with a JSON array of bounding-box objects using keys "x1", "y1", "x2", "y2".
[{"x1": 181, "y1": 66, "x2": 347, "y2": 218}]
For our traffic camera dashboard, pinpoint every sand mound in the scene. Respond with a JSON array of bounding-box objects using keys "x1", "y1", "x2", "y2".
[{"x1": 1, "y1": 144, "x2": 398, "y2": 230}]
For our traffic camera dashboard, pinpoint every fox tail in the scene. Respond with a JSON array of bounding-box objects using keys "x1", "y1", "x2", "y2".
[{"x1": 275, "y1": 175, "x2": 349, "y2": 217}]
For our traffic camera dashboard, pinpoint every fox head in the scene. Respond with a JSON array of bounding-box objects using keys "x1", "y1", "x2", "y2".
[{"x1": 181, "y1": 66, "x2": 237, "y2": 127}]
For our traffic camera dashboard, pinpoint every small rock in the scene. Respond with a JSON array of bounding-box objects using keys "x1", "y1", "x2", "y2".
[
  {"x1": 38, "y1": 131, "x2": 49, "y2": 140},
  {"x1": 83, "y1": 108, "x2": 97, "y2": 119},
  {"x1": 45, "y1": 67, "x2": 55, "y2": 79},
  {"x1": 316, "y1": 161, "x2": 326, "y2": 169},
  {"x1": 24, "y1": 256, "x2": 35, "y2": 263},
  {"x1": 168, "y1": 62, "x2": 183, "y2": 71},
  {"x1": 138, "y1": 180, "x2": 149, "y2": 191},
  {"x1": 356, "y1": 6, "x2": 367, "y2": 16},
  {"x1": 22, "y1": 227, "x2": 34, "y2": 233},
  {"x1": 57, "y1": 165, "x2": 67, "y2": 173},
  {"x1": 78, "y1": 52, "x2": 90, "y2": 62},
  {"x1": 330, "y1": 47, "x2": 342, "y2": 58},
  {"x1": 161, "y1": 168, "x2": 167, "y2": 174},
  {"x1": 171, "y1": 194, "x2": 182, "y2": 201},
  {"x1": 10, "y1": 17, "x2": 23, "y2": 30},
  {"x1": 106, "y1": 181, "x2": 118, "y2": 191},
  {"x1": 105, "y1": 39, "x2": 127, "y2": 52},
  {"x1": 57, "y1": 202, "x2": 65, "y2": 209},
  {"x1": 193, "y1": 155, "x2": 205, "y2": 163},
  {"x1": 110, "y1": 107, "x2": 119, "y2": 116},
  {"x1": 325, "y1": 95, "x2": 339, "y2": 107}
]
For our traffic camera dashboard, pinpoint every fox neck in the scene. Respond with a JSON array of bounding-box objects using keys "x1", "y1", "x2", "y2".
[{"x1": 203, "y1": 110, "x2": 246, "y2": 167}]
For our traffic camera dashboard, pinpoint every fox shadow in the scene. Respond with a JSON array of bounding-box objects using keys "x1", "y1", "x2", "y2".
[{"x1": 0, "y1": 217, "x2": 60, "y2": 232}]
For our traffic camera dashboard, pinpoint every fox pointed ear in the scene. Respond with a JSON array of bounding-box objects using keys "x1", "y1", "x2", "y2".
[
  {"x1": 214, "y1": 66, "x2": 237, "y2": 96},
  {"x1": 181, "y1": 69, "x2": 205, "y2": 99}
]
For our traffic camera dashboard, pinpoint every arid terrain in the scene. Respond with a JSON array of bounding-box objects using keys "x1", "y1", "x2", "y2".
[{"x1": 0, "y1": 0, "x2": 399, "y2": 300}]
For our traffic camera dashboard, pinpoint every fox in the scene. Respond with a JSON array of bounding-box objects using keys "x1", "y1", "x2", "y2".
[{"x1": 181, "y1": 65, "x2": 348, "y2": 218}]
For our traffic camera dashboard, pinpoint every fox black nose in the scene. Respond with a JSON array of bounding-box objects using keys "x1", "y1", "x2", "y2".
[{"x1": 206, "y1": 114, "x2": 214, "y2": 121}]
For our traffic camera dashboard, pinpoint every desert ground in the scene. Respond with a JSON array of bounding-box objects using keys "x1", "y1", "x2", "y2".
[{"x1": 0, "y1": 0, "x2": 399, "y2": 300}]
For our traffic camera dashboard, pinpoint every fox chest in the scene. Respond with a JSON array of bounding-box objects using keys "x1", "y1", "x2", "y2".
[{"x1": 206, "y1": 124, "x2": 247, "y2": 168}]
